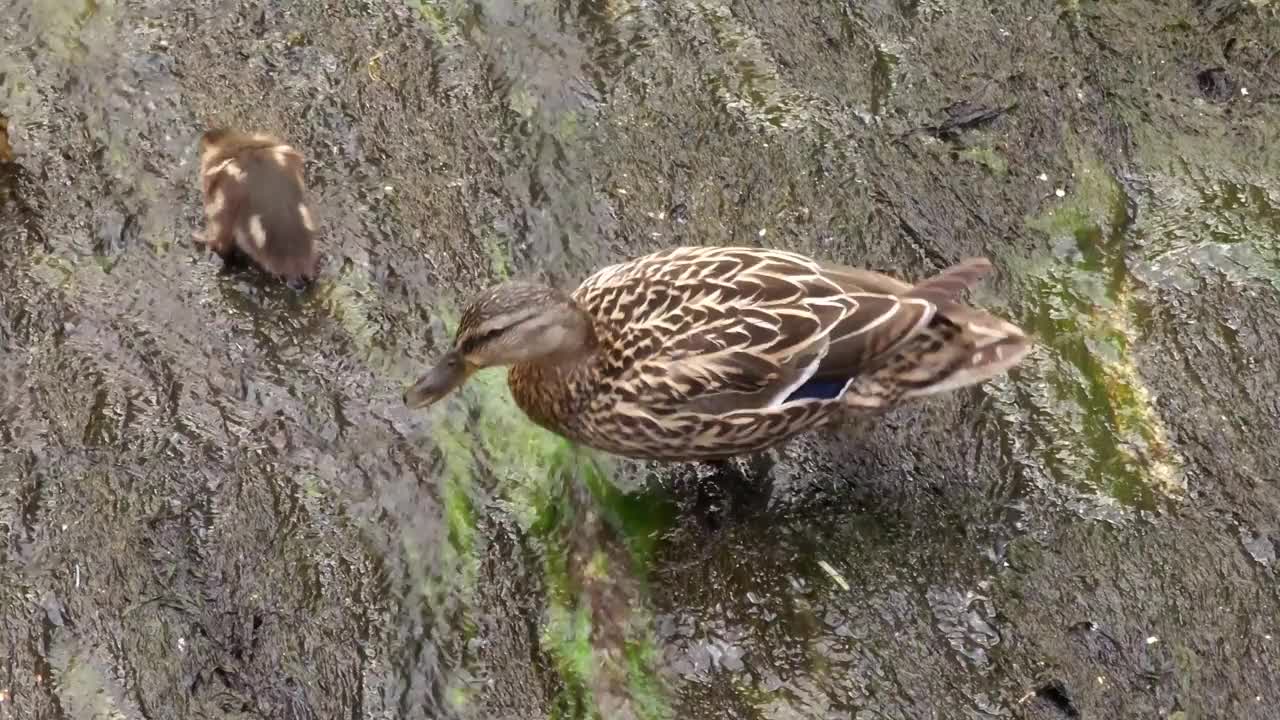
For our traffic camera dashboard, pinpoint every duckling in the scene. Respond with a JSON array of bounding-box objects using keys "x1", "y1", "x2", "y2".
[
  {"x1": 195, "y1": 128, "x2": 318, "y2": 287},
  {"x1": 0, "y1": 113, "x2": 13, "y2": 162}
]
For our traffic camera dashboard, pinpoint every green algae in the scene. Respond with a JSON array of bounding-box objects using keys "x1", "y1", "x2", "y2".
[
  {"x1": 409, "y1": 0, "x2": 467, "y2": 46},
  {"x1": 29, "y1": 0, "x2": 110, "y2": 63},
  {"x1": 868, "y1": 44, "x2": 897, "y2": 118},
  {"x1": 687, "y1": 0, "x2": 817, "y2": 134},
  {"x1": 315, "y1": 262, "x2": 383, "y2": 363},
  {"x1": 531, "y1": 443, "x2": 675, "y2": 720},
  {"x1": 958, "y1": 145, "x2": 1008, "y2": 177},
  {"x1": 1019, "y1": 152, "x2": 1184, "y2": 508},
  {"x1": 17, "y1": 188, "x2": 676, "y2": 720},
  {"x1": 401, "y1": 299, "x2": 675, "y2": 719},
  {"x1": 1116, "y1": 72, "x2": 1280, "y2": 292}
]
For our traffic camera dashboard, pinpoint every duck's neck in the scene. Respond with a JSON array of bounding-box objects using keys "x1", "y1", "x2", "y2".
[
  {"x1": 504, "y1": 300, "x2": 597, "y2": 425},
  {"x1": 529, "y1": 320, "x2": 598, "y2": 371},
  {"x1": 529, "y1": 300, "x2": 598, "y2": 367},
  {"x1": 507, "y1": 326, "x2": 598, "y2": 433}
]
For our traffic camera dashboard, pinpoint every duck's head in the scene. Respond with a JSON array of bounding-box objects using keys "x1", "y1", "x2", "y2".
[
  {"x1": 403, "y1": 281, "x2": 594, "y2": 409},
  {"x1": 198, "y1": 128, "x2": 290, "y2": 169}
]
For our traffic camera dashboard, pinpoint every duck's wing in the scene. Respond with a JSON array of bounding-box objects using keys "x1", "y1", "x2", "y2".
[
  {"x1": 580, "y1": 247, "x2": 935, "y2": 414},
  {"x1": 818, "y1": 257, "x2": 1032, "y2": 410},
  {"x1": 804, "y1": 257, "x2": 995, "y2": 385}
]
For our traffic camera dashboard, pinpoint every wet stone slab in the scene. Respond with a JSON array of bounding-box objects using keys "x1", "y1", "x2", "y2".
[{"x1": 2, "y1": 1, "x2": 1279, "y2": 719}]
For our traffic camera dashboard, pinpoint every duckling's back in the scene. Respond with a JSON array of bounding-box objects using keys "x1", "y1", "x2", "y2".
[
  {"x1": 198, "y1": 130, "x2": 318, "y2": 285},
  {"x1": 230, "y1": 148, "x2": 317, "y2": 282}
]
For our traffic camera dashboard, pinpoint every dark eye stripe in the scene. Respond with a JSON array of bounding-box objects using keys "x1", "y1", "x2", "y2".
[{"x1": 459, "y1": 327, "x2": 504, "y2": 355}]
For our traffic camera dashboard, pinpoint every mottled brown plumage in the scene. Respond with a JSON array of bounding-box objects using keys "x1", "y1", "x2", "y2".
[
  {"x1": 195, "y1": 128, "x2": 318, "y2": 286},
  {"x1": 405, "y1": 246, "x2": 1033, "y2": 461}
]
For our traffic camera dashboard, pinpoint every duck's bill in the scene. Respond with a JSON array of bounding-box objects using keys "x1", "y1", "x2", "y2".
[{"x1": 403, "y1": 354, "x2": 470, "y2": 409}]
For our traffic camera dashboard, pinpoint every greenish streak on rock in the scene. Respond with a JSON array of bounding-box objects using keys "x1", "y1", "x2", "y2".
[
  {"x1": 555, "y1": 110, "x2": 582, "y2": 144},
  {"x1": 29, "y1": 0, "x2": 109, "y2": 63},
  {"x1": 508, "y1": 84, "x2": 539, "y2": 120},
  {"x1": 439, "y1": 431, "x2": 478, "y2": 557},
  {"x1": 346, "y1": 295, "x2": 482, "y2": 714},
  {"x1": 623, "y1": 637, "x2": 672, "y2": 720},
  {"x1": 28, "y1": 251, "x2": 78, "y2": 290},
  {"x1": 529, "y1": 445, "x2": 674, "y2": 719},
  {"x1": 1025, "y1": 157, "x2": 1126, "y2": 260},
  {"x1": 29, "y1": 0, "x2": 174, "y2": 251},
  {"x1": 869, "y1": 44, "x2": 898, "y2": 118},
  {"x1": 415, "y1": 401, "x2": 482, "y2": 719},
  {"x1": 687, "y1": 0, "x2": 816, "y2": 134},
  {"x1": 1122, "y1": 93, "x2": 1280, "y2": 292},
  {"x1": 446, "y1": 683, "x2": 472, "y2": 712},
  {"x1": 1021, "y1": 152, "x2": 1185, "y2": 508},
  {"x1": 484, "y1": 232, "x2": 512, "y2": 279},
  {"x1": 299, "y1": 471, "x2": 325, "y2": 500},
  {"x1": 958, "y1": 145, "x2": 1008, "y2": 177},
  {"x1": 409, "y1": 0, "x2": 466, "y2": 45},
  {"x1": 415, "y1": 343, "x2": 672, "y2": 717},
  {"x1": 544, "y1": 604, "x2": 599, "y2": 714},
  {"x1": 315, "y1": 261, "x2": 437, "y2": 390},
  {"x1": 314, "y1": 262, "x2": 398, "y2": 375},
  {"x1": 426, "y1": 393, "x2": 482, "y2": 588},
  {"x1": 1170, "y1": 639, "x2": 1201, "y2": 704},
  {"x1": 47, "y1": 633, "x2": 140, "y2": 720},
  {"x1": 467, "y1": 371, "x2": 566, "y2": 478},
  {"x1": 1058, "y1": 0, "x2": 1082, "y2": 33},
  {"x1": 1146, "y1": 177, "x2": 1280, "y2": 293}
]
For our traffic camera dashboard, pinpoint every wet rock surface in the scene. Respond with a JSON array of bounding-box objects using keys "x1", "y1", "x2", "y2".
[{"x1": 3, "y1": 1, "x2": 1279, "y2": 718}]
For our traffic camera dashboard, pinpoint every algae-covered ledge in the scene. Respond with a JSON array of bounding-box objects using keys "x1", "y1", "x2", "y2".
[{"x1": 2, "y1": 1, "x2": 1279, "y2": 719}]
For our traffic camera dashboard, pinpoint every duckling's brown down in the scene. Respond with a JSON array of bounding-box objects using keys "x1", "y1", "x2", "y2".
[{"x1": 195, "y1": 129, "x2": 318, "y2": 285}]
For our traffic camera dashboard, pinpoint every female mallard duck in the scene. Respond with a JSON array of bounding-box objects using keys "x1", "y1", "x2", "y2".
[{"x1": 405, "y1": 246, "x2": 1031, "y2": 461}]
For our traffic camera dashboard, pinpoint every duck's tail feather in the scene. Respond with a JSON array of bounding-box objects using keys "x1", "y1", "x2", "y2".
[
  {"x1": 840, "y1": 306, "x2": 1032, "y2": 411},
  {"x1": 905, "y1": 257, "x2": 994, "y2": 306}
]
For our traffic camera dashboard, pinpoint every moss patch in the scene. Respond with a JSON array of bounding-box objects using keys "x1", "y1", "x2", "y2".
[{"x1": 1017, "y1": 151, "x2": 1185, "y2": 508}]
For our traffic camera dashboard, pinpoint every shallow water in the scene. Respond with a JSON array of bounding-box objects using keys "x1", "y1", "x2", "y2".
[{"x1": 2, "y1": 1, "x2": 1279, "y2": 718}]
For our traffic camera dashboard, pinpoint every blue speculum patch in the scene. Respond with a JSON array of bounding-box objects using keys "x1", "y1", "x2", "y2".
[{"x1": 783, "y1": 378, "x2": 847, "y2": 403}]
